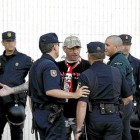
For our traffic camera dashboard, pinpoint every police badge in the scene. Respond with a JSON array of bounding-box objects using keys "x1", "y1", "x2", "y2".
[
  {"x1": 7, "y1": 32, "x2": 12, "y2": 37},
  {"x1": 50, "y1": 70, "x2": 57, "y2": 77}
]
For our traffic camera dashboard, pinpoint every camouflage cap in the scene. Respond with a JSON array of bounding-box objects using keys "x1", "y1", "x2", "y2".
[{"x1": 63, "y1": 36, "x2": 81, "y2": 48}]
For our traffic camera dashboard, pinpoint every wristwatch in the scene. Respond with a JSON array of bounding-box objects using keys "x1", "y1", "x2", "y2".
[{"x1": 75, "y1": 130, "x2": 82, "y2": 134}]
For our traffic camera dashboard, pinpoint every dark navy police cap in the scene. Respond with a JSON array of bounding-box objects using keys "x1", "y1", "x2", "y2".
[
  {"x1": 2, "y1": 31, "x2": 16, "y2": 40},
  {"x1": 119, "y1": 34, "x2": 132, "y2": 45},
  {"x1": 39, "y1": 33, "x2": 62, "y2": 44},
  {"x1": 87, "y1": 42, "x2": 105, "y2": 53}
]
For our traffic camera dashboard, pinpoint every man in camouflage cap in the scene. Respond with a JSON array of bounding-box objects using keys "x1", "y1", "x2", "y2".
[
  {"x1": 63, "y1": 36, "x2": 81, "y2": 51},
  {"x1": 57, "y1": 35, "x2": 91, "y2": 140}
]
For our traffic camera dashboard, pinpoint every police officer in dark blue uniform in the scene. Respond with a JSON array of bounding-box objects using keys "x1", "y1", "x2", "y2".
[
  {"x1": 75, "y1": 42, "x2": 133, "y2": 140},
  {"x1": 105, "y1": 35, "x2": 136, "y2": 140},
  {"x1": 0, "y1": 31, "x2": 33, "y2": 140},
  {"x1": 119, "y1": 34, "x2": 140, "y2": 140},
  {"x1": 29, "y1": 33, "x2": 90, "y2": 140}
]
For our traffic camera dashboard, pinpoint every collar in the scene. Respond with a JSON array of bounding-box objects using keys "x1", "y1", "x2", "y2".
[
  {"x1": 109, "y1": 51, "x2": 122, "y2": 62},
  {"x1": 3, "y1": 49, "x2": 19, "y2": 56},
  {"x1": 66, "y1": 57, "x2": 81, "y2": 63},
  {"x1": 41, "y1": 53, "x2": 56, "y2": 64},
  {"x1": 91, "y1": 61, "x2": 103, "y2": 66},
  {"x1": 128, "y1": 53, "x2": 133, "y2": 62},
  {"x1": 1, "y1": 49, "x2": 19, "y2": 62}
]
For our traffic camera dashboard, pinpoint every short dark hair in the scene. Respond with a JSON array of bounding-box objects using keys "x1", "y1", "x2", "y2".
[
  {"x1": 90, "y1": 53, "x2": 105, "y2": 60},
  {"x1": 39, "y1": 39, "x2": 58, "y2": 54}
]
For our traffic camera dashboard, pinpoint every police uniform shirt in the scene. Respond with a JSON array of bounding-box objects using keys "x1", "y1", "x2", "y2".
[
  {"x1": 0, "y1": 49, "x2": 33, "y2": 104},
  {"x1": 78, "y1": 61, "x2": 133, "y2": 103},
  {"x1": 29, "y1": 54, "x2": 65, "y2": 105},
  {"x1": 57, "y1": 59, "x2": 91, "y2": 118},
  {"x1": 128, "y1": 54, "x2": 140, "y2": 91},
  {"x1": 108, "y1": 51, "x2": 136, "y2": 94}
]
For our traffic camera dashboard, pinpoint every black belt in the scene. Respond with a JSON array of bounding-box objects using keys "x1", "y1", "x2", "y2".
[
  {"x1": 92, "y1": 103, "x2": 101, "y2": 106},
  {"x1": 33, "y1": 102, "x2": 64, "y2": 111},
  {"x1": 92, "y1": 103, "x2": 118, "y2": 106},
  {"x1": 34, "y1": 103, "x2": 52, "y2": 111},
  {"x1": 14, "y1": 92, "x2": 27, "y2": 100},
  {"x1": 92, "y1": 103, "x2": 118, "y2": 110},
  {"x1": 92, "y1": 103, "x2": 118, "y2": 115}
]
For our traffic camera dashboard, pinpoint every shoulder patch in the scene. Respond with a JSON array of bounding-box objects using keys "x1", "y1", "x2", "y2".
[
  {"x1": 50, "y1": 70, "x2": 57, "y2": 77},
  {"x1": 114, "y1": 62, "x2": 123, "y2": 66},
  {"x1": 15, "y1": 63, "x2": 19, "y2": 66},
  {"x1": 31, "y1": 59, "x2": 35, "y2": 63}
]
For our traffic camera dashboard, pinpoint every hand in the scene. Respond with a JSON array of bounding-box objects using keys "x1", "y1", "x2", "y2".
[
  {"x1": 0, "y1": 83, "x2": 14, "y2": 97},
  {"x1": 75, "y1": 133, "x2": 81, "y2": 140},
  {"x1": 74, "y1": 86, "x2": 90, "y2": 99}
]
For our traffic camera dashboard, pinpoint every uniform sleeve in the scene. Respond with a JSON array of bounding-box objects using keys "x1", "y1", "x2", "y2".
[
  {"x1": 78, "y1": 73, "x2": 89, "y2": 103},
  {"x1": 121, "y1": 75, "x2": 133, "y2": 98},
  {"x1": 43, "y1": 63, "x2": 61, "y2": 92}
]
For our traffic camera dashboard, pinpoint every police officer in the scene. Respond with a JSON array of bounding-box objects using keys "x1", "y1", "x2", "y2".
[
  {"x1": 0, "y1": 31, "x2": 33, "y2": 140},
  {"x1": 119, "y1": 34, "x2": 140, "y2": 140},
  {"x1": 105, "y1": 35, "x2": 136, "y2": 140},
  {"x1": 75, "y1": 42, "x2": 133, "y2": 140},
  {"x1": 57, "y1": 35, "x2": 91, "y2": 140},
  {"x1": 29, "y1": 33, "x2": 90, "y2": 140}
]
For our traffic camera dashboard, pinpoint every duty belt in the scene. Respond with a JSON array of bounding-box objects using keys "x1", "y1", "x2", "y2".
[
  {"x1": 14, "y1": 92, "x2": 27, "y2": 100},
  {"x1": 33, "y1": 103, "x2": 52, "y2": 111},
  {"x1": 92, "y1": 103, "x2": 118, "y2": 115},
  {"x1": 33, "y1": 103, "x2": 64, "y2": 111}
]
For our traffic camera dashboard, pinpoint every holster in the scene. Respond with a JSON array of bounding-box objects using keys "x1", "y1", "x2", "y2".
[
  {"x1": 118, "y1": 98, "x2": 124, "y2": 118},
  {"x1": 48, "y1": 104, "x2": 63, "y2": 124},
  {"x1": 31, "y1": 101, "x2": 38, "y2": 140}
]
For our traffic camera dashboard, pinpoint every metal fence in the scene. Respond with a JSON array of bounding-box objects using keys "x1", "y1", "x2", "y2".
[{"x1": 0, "y1": 0, "x2": 140, "y2": 139}]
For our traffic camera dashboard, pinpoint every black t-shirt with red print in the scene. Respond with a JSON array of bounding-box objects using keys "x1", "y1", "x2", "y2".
[{"x1": 57, "y1": 59, "x2": 90, "y2": 118}]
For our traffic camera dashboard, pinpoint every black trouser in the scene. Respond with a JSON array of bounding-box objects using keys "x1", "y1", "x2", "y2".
[
  {"x1": 122, "y1": 101, "x2": 133, "y2": 140},
  {"x1": 86, "y1": 106, "x2": 123, "y2": 140},
  {"x1": 0, "y1": 102, "x2": 25, "y2": 140}
]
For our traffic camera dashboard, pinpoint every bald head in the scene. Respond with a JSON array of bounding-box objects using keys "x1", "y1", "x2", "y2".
[{"x1": 105, "y1": 35, "x2": 123, "y2": 57}]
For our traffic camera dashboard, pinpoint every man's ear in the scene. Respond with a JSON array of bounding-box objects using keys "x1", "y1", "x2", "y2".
[
  {"x1": 88, "y1": 53, "x2": 90, "y2": 60},
  {"x1": 1, "y1": 41, "x2": 4, "y2": 46},
  {"x1": 53, "y1": 44, "x2": 57, "y2": 51},
  {"x1": 104, "y1": 54, "x2": 106, "y2": 59},
  {"x1": 63, "y1": 46, "x2": 66, "y2": 53},
  {"x1": 115, "y1": 45, "x2": 119, "y2": 51}
]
